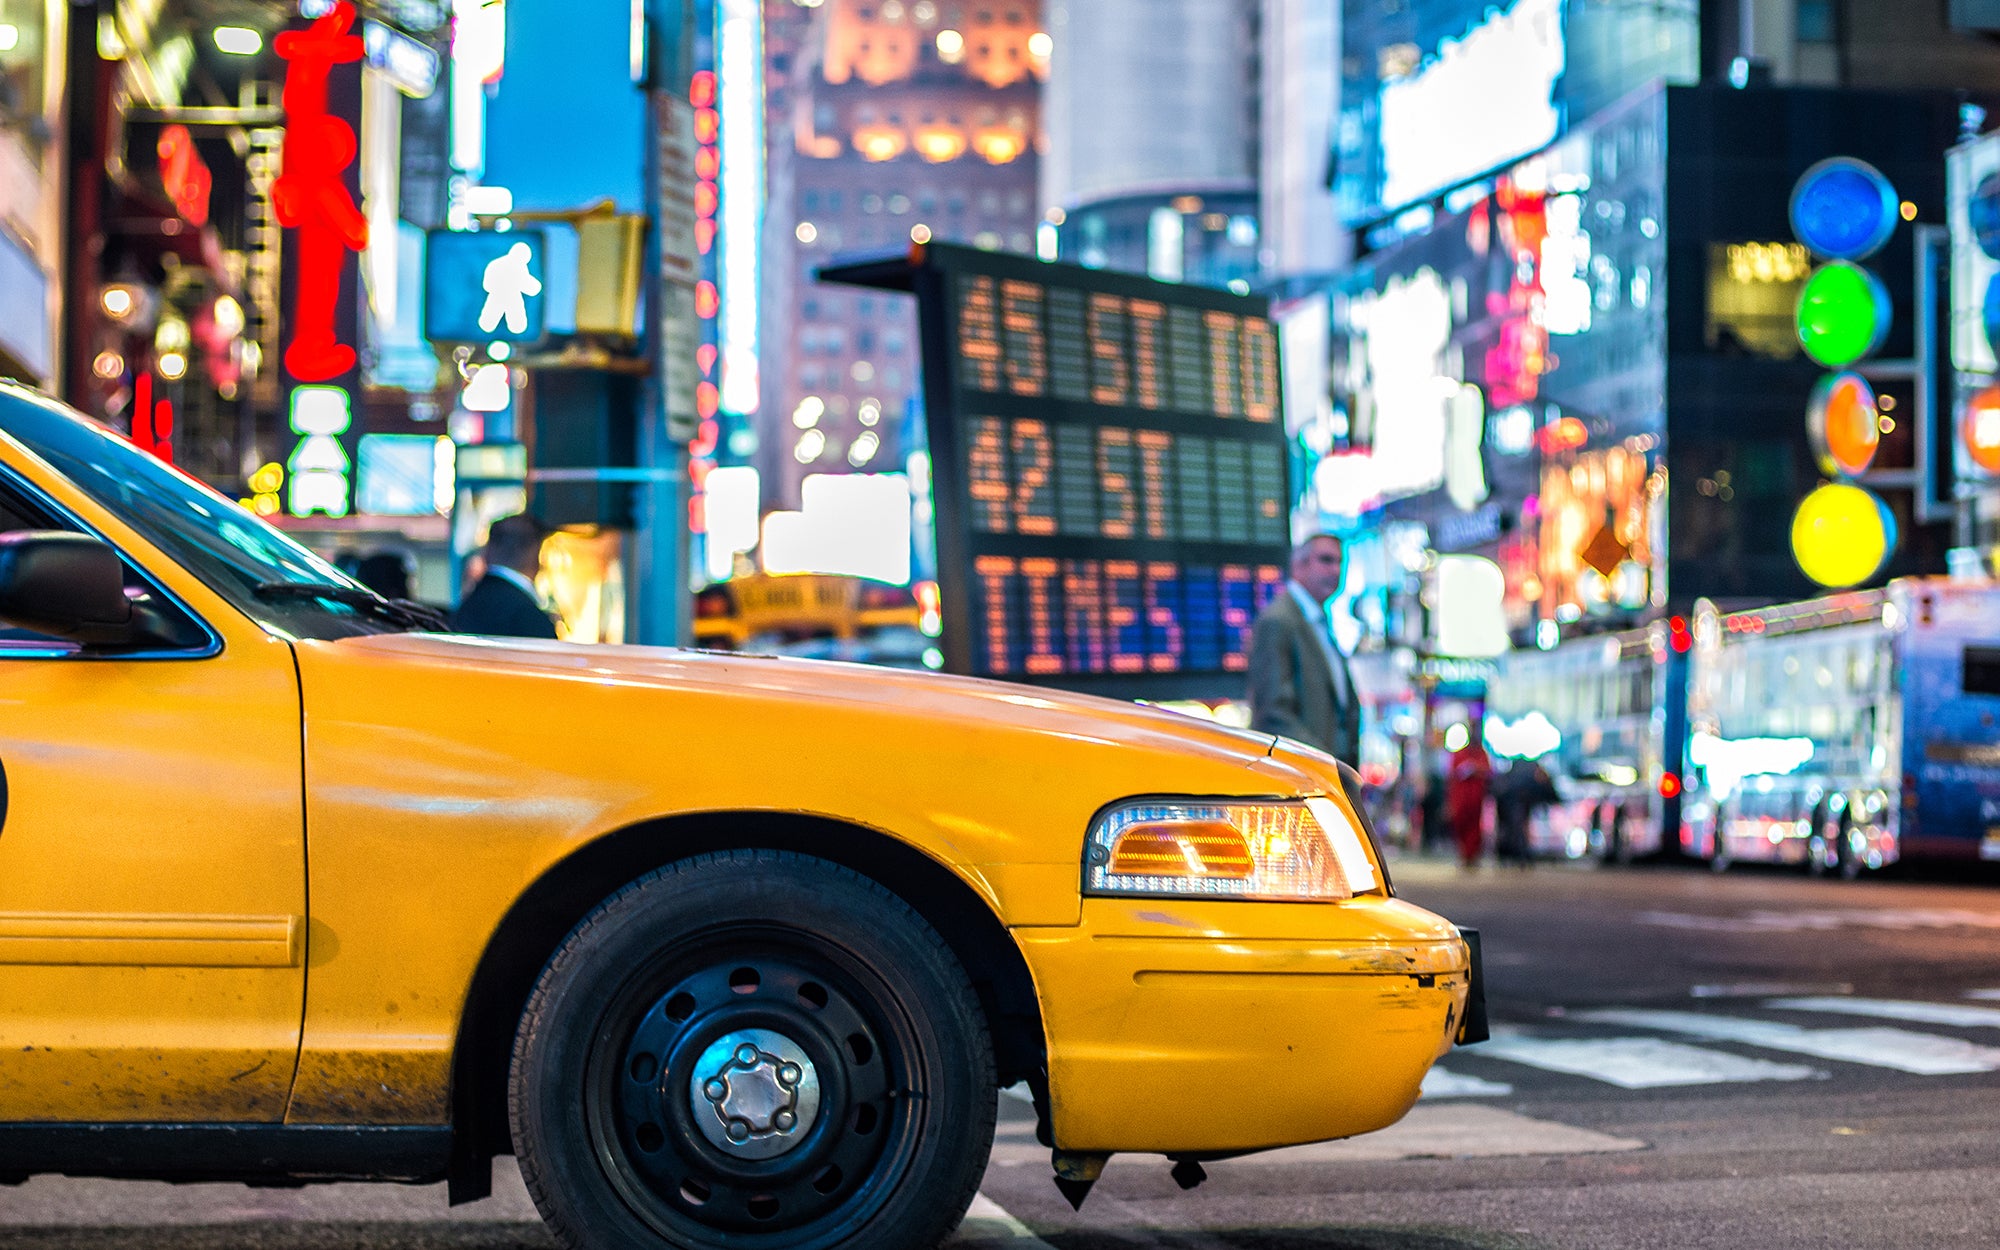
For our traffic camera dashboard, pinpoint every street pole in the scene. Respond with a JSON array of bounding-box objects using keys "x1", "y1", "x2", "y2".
[{"x1": 634, "y1": 0, "x2": 699, "y2": 647}]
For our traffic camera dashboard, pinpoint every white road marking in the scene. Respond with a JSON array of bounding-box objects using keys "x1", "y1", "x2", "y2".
[
  {"x1": 1579, "y1": 1009, "x2": 2000, "y2": 1075},
  {"x1": 1476, "y1": 1032, "x2": 1824, "y2": 1088},
  {"x1": 1230, "y1": 1104, "x2": 1643, "y2": 1163},
  {"x1": 1638, "y1": 908, "x2": 2000, "y2": 934},
  {"x1": 1966, "y1": 989, "x2": 2000, "y2": 1001},
  {"x1": 1421, "y1": 1065, "x2": 1514, "y2": 1098},
  {"x1": 1767, "y1": 996, "x2": 2000, "y2": 1029},
  {"x1": 951, "y1": 1194, "x2": 1058, "y2": 1247},
  {"x1": 1691, "y1": 981, "x2": 1853, "y2": 999}
]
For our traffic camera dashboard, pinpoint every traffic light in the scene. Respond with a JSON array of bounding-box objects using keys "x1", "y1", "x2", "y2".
[{"x1": 1789, "y1": 158, "x2": 1900, "y2": 588}]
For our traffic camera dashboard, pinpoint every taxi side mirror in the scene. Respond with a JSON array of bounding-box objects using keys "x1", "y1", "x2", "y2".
[{"x1": 0, "y1": 532, "x2": 135, "y2": 646}]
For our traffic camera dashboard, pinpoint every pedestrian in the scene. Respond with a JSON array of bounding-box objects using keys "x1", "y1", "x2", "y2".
[
  {"x1": 1419, "y1": 764, "x2": 1449, "y2": 854},
  {"x1": 451, "y1": 513, "x2": 561, "y2": 639},
  {"x1": 1247, "y1": 533, "x2": 1361, "y2": 762},
  {"x1": 351, "y1": 548, "x2": 415, "y2": 602},
  {"x1": 1494, "y1": 759, "x2": 1561, "y2": 867},
  {"x1": 1447, "y1": 733, "x2": 1493, "y2": 869}
]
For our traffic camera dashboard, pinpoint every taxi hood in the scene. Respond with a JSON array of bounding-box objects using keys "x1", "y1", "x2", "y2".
[{"x1": 341, "y1": 632, "x2": 1284, "y2": 768}]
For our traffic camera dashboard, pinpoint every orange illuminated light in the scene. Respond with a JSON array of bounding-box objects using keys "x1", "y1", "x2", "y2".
[
  {"x1": 1964, "y1": 384, "x2": 2000, "y2": 475},
  {"x1": 1811, "y1": 372, "x2": 1880, "y2": 478},
  {"x1": 1107, "y1": 821, "x2": 1254, "y2": 879}
]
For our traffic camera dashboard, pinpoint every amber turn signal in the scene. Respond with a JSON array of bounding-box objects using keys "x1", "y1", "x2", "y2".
[{"x1": 1105, "y1": 821, "x2": 1255, "y2": 880}]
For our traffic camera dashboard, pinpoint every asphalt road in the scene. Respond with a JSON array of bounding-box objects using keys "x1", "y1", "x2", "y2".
[{"x1": 5, "y1": 859, "x2": 2000, "y2": 1249}]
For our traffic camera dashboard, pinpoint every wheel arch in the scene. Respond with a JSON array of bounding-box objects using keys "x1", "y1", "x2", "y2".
[{"x1": 447, "y1": 812, "x2": 1048, "y2": 1189}]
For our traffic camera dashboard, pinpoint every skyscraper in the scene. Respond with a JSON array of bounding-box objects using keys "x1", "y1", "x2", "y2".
[{"x1": 762, "y1": 0, "x2": 1044, "y2": 513}]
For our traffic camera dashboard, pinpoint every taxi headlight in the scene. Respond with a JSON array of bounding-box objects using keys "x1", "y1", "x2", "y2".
[{"x1": 1082, "y1": 797, "x2": 1381, "y2": 901}]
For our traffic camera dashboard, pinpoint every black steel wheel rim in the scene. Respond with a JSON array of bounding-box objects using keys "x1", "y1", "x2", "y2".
[{"x1": 581, "y1": 927, "x2": 927, "y2": 1245}]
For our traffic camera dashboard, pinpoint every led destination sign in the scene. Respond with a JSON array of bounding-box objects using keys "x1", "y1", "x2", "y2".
[{"x1": 822, "y1": 243, "x2": 1292, "y2": 697}]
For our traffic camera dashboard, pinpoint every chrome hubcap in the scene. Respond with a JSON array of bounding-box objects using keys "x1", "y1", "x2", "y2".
[{"x1": 688, "y1": 1027, "x2": 822, "y2": 1159}]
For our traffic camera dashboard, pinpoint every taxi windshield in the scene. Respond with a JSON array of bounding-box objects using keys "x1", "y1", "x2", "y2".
[{"x1": 0, "y1": 387, "x2": 409, "y2": 640}]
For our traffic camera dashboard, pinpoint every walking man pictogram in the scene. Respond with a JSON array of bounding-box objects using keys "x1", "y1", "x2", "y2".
[{"x1": 478, "y1": 243, "x2": 543, "y2": 336}]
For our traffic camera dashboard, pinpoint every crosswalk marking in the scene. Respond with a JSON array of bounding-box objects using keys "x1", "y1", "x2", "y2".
[
  {"x1": 951, "y1": 1194, "x2": 1057, "y2": 1247},
  {"x1": 1215, "y1": 1104, "x2": 1644, "y2": 1164},
  {"x1": 1967, "y1": 989, "x2": 2000, "y2": 1001},
  {"x1": 1421, "y1": 1066, "x2": 1513, "y2": 1098},
  {"x1": 1577, "y1": 1009, "x2": 2000, "y2": 1075},
  {"x1": 1766, "y1": 996, "x2": 2000, "y2": 1029},
  {"x1": 1475, "y1": 1032, "x2": 1824, "y2": 1088}
]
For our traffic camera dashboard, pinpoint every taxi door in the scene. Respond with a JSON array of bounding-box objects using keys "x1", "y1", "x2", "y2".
[{"x1": 0, "y1": 473, "x2": 305, "y2": 1121}]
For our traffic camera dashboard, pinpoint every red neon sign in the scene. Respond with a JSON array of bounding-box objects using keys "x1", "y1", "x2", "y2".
[
  {"x1": 157, "y1": 125, "x2": 212, "y2": 227},
  {"x1": 273, "y1": 2, "x2": 367, "y2": 383},
  {"x1": 130, "y1": 374, "x2": 174, "y2": 463}
]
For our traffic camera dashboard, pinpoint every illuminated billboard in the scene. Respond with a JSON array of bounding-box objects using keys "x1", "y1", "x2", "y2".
[
  {"x1": 822, "y1": 242, "x2": 1291, "y2": 698},
  {"x1": 1377, "y1": 0, "x2": 1565, "y2": 212},
  {"x1": 1337, "y1": 0, "x2": 1697, "y2": 226}
]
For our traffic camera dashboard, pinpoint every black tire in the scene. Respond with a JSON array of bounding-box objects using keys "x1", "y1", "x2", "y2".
[
  {"x1": 1835, "y1": 815, "x2": 1862, "y2": 881},
  {"x1": 509, "y1": 849, "x2": 996, "y2": 1250}
]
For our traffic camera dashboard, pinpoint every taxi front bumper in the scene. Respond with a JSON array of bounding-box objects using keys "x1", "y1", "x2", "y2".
[{"x1": 1014, "y1": 896, "x2": 1477, "y2": 1156}]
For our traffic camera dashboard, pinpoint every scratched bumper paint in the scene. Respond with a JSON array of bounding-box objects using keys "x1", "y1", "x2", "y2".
[{"x1": 1015, "y1": 896, "x2": 1472, "y2": 1155}]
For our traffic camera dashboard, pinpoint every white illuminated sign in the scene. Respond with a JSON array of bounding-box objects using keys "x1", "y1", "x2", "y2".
[
  {"x1": 1689, "y1": 731, "x2": 1816, "y2": 795},
  {"x1": 1346, "y1": 266, "x2": 1453, "y2": 502},
  {"x1": 1541, "y1": 190, "x2": 1593, "y2": 336},
  {"x1": 762, "y1": 473, "x2": 912, "y2": 585},
  {"x1": 717, "y1": 0, "x2": 763, "y2": 415},
  {"x1": 287, "y1": 385, "x2": 354, "y2": 517},
  {"x1": 461, "y1": 363, "x2": 512, "y2": 411},
  {"x1": 450, "y1": 0, "x2": 506, "y2": 173},
  {"x1": 1484, "y1": 710, "x2": 1562, "y2": 760},
  {"x1": 704, "y1": 465, "x2": 762, "y2": 581},
  {"x1": 1444, "y1": 382, "x2": 1488, "y2": 512},
  {"x1": 1378, "y1": 0, "x2": 1566, "y2": 211},
  {"x1": 1947, "y1": 132, "x2": 2000, "y2": 374},
  {"x1": 1433, "y1": 554, "x2": 1509, "y2": 658}
]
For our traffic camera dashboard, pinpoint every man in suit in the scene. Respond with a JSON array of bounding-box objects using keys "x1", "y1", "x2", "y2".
[
  {"x1": 1248, "y1": 533, "x2": 1360, "y2": 761},
  {"x1": 451, "y1": 514, "x2": 560, "y2": 639}
]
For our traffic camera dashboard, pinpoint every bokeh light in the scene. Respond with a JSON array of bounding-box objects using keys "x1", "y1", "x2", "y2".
[
  {"x1": 1791, "y1": 483, "x2": 1894, "y2": 588},
  {"x1": 1796, "y1": 261, "x2": 1889, "y2": 367},
  {"x1": 1962, "y1": 384, "x2": 2000, "y2": 475},
  {"x1": 1807, "y1": 371, "x2": 1881, "y2": 478},
  {"x1": 1789, "y1": 157, "x2": 1899, "y2": 261}
]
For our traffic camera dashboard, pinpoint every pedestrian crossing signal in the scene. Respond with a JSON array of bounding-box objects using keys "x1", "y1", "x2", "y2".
[{"x1": 423, "y1": 228, "x2": 550, "y2": 346}]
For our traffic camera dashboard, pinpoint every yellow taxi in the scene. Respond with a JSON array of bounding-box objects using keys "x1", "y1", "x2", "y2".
[{"x1": 0, "y1": 382, "x2": 1482, "y2": 1249}]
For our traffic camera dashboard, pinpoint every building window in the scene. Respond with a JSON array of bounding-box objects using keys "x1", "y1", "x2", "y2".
[
  {"x1": 1797, "y1": 0, "x2": 1835, "y2": 43},
  {"x1": 1706, "y1": 241, "x2": 1810, "y2": 358}
]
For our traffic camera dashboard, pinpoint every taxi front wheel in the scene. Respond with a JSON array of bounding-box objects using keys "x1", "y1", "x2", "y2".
[{"x1": 508, "y1": 849, "x2": 997, "y2": 1250}]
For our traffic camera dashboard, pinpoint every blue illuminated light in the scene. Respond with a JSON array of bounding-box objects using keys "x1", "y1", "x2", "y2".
[
  {"x1": 1972, "y1": 173, "x2": 2000, "y2": 262},
  {"x1": 1789, "y1": 157, "x2": 1899, "y2": 261},
  {"x1": 1983, "y1": 272, "x2": 2000, "y2": 355}
]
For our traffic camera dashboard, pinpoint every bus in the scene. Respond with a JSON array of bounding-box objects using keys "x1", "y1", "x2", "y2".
[
  {"x1": 1483, "y1": 622, "x2": 1691, "y2": 861},
  {"x1": 1687, "y1": 579, "x2": 2000, "y2": 874},
  {"x1": 693, "y1": 574, "x2": 940, "y2": 669}
]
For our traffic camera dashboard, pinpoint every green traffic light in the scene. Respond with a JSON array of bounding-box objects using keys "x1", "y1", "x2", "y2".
[{"x1": 1795, "y1": 261, "x2": 1890, "y2": 368}]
